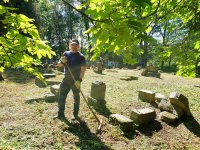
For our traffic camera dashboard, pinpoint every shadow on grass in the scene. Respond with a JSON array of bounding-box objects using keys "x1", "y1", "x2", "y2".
[
  {"x1": 173, "y1": 116, "x2": 200, "y2": 137},
  {"x1": 90, "y1": 99, "x2": 112, "y2": 118},
  {"x1": 4, "y1": 69, "x2": 34, "y2": 84},
  {"x1": 137, "y1": 120, "x2": 163, "y2": 136},
  {"x1": 63, "y1": 118, "x2": 111, "y2": 150},
  {"x1": 26, "y1": 96, "x2": 58, "y2": 104}
]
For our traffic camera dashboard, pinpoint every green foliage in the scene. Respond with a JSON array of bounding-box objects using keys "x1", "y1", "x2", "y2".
[
  {"x1": 81, "y1": 0, "x2": 200, "y2": 77},
  {"x1": 0, "y1": 3, "x2": 55, "y2": 78}
]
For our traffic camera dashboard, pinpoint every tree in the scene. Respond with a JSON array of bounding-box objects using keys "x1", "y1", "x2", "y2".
[
  {"x1": 0, "y1": 0, "x2": 55, "y2": 79},
  {"x1": 73, "y1": 0, "x2": 200, "y2": 76}
]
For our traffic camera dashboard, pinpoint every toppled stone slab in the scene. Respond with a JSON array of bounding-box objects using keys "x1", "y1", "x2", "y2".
[
  {"x1": 138, "y1": 89, "x2": 155, "y2": 103},
  {"x1": 159, "y1": 111, "x2": 178, "y2": 124},
  {"x1": 194, "y1": 85, "x2": 200, "y2": 88},
  {"x1": 43, "y1": 73, "x2": 56, "y2": 79},
  {"x1": 155, "y1": 93, "x2": 167, "y2": 102},
  {"x1": 35, "y1": 78, "x2": 47, "y2": 88},
  {"x1": 120, "y1": 76, "x2": 138, "y2": 81},
  {"x1": 130, "y1": 108, "x2": 156, "y2": 125},
  {"x1": 109, "y1": 114, "x2": 135, "y2": 131},
  {"x1": 172, "y1": 105, "x2": 185, "y2": 118},
  {"x1": 50, "y1": 84, "x2": 60, "y2": 96},
  {"x1": 158, "y1": 99, "x2": 173, "y2": 113},
  {"x1": 46, "y1": 80, "x2": 61, "y2": 85},
  {"x1": 90, "y1": 81, "x2": 106, "y2": 100},
  {"x1": 169, "y1": 92, "x2": 191, "y2": 116}
]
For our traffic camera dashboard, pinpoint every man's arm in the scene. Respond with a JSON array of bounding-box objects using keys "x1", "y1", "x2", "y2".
[
  {"x1": 79, "y1": 65, "x2": 87, "y2": 80},
  {"x1": 56, "y1": 56, "x2": 67, "y2": 67}
]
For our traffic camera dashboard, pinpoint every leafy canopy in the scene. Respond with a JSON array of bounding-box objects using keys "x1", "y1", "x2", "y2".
[{"x1": 0, "y1": 1, "x2": 55, "y2": 79}]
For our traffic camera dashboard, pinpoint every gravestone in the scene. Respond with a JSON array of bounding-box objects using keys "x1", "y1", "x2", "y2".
[
  {"x1": 120, "y1": 76, "x2": 138, "y2": 81},
  {"x1": 50, "y1": 84, "x2": 60, "y2": 96},
  {"x1": 138, "y1": 89, "x2": 155, "y2": 103},
  {"x1": 109, "y1": 114, "x2": 135, "y2": 131},
  {"x1": 141, "y1": 63, "x2": 160, "y2": 78},
  {"x1": 93, "y1": 62, "x2": 103, "y2": 74},
  {"x1": 130, "y1": 108, "x2": 156, "y2": 125},
  {"x1": 155, "y1": 93, "x2": 167, "y2": 102},
  {"x1": 169, "y1": 92, "x2": 191, "y2": 116},
  {"x1": 90, "y1": 81, "x2": 106, "y2": 102},
  {"x1": 159, "y1": 111, "x2": 178, "y2": 124},
  {"x1": 158, "y1": 99, "x2": 173, "y2": 113},
  {"x1": 43, "y1": 73, "x2": 56, "y2": 79}
]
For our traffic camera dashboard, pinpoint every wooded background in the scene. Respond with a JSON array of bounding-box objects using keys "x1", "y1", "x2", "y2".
[{"x1": 0, "y1": 0, "x2": 200, "y2": 77}]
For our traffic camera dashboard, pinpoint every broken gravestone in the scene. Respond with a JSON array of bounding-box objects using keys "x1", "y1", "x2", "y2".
[
  {"x1": 158, "y1": 99, "x2": 173, "y2": 113},
  {"x1": 138, "y1": 89, "x2": 155, "y2": 103},
  {"x1": 130, "y1": 108, "x2": 156, "y2": 125},
  {"x1": 120, "y1": 76, "x2": 138, "y2": 81},
  {"x1": 141, "y1": 63, "x2": 160, "y2": 78},
  {"x1": 90, "y1": 81, "x2": 106, "y2": 102},
  {"x1": 169, "y1": 92, "x2": 191, "y2": 116},
  {"x1": 50, "y1": 84, "x2": 60, "y2": 96},
  {"x1": 109, "y1": 114, "x2": 135, "y2": 131},
  {"x1": 35, "y1": 78, "x2": 47, "y2": 88},
  {"x1": 155, "y1": 93, "x2": 167, "y2": 103},
  {"x1": 42, "y1": 73, "x2": 56, "y2": 79},
  {"x1": 159, "y1": 111, "x2": 178, "y2": 124}
]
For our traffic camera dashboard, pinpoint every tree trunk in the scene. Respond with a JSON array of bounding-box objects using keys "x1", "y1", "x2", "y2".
[{"x1": 0, "y1": 72, "x2": 4, "y2": 81}]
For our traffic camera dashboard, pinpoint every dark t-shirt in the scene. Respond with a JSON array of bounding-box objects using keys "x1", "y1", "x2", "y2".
[{"x1": 63, "y1": 51, "x2": 86, "y2": 83}]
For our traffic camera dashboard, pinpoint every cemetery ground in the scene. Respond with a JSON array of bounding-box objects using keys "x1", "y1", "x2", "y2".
[{"x1": 0, "y1": 68, "x2": 200, "y2": 150}]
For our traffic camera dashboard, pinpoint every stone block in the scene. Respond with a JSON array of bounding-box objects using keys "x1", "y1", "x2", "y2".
[
  {"x1": 155, "y1": 93, "x2": 167, "y2": 102},
  {"x1": 146, "y1": 71, "x2": 160, "y2": 78},
  {"x1": 120, "y1": 76, "x2": 138, "y2": 81},
  {"x1": 172, "y1": 105, "x2": 185, "y2": 118},
  {"x1": 169, "y1": 92, "x2": 191, "y2": 116},
  {"x1": 141, "y1": 69, "x2": 148, "y2": 76},
  {"x1": 138, "y1": 89, "x2": 155, "y2": 103},
  {"x1": 130, "y1": 108, "x2": 156, "y2": 125},
  {"x1": 90, "y1": 81, "x2": 106, "y2": 100},
  {"x1": 109, "y1": 114, "x2": 135, "y2": 131},
  {"x1": 50, "y1": 84, "x2": 60, "y2": 96},
  {"x1": 43, "y1": 73, "x2": 56, "y2": 79},
  {"x1": 46, "y1": 80, "x2": 61, "y2": 85},
  {"x1": 159, "y1": 111, "x2": 178, "y2": 124},
  {"x1": 35, "y1": 78, "x2": 47, "y2": 88},
  {"x1": 158, "y1": 99, "x2": 173, "y2": 112}
]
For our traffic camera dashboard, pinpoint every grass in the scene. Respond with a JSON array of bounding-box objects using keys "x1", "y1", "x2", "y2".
[{"x1": 0, "y1": 68, "x2": 200, "y2": 150}]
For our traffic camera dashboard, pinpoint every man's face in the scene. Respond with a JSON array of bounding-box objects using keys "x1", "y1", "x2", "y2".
[{"x1": 70, "y1": 43, "x2": 79, "y2": 52}]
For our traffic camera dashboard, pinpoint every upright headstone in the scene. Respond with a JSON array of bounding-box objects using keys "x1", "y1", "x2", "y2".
[
  {"x1": 90, "y1": 81, "x2": 106, "y2": 101},
  {"x1": 93, "y1": 62, "x2": 103, "y2": 74}
]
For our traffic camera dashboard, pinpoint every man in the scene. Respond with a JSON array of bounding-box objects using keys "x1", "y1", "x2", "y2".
[{"x1": 55, "y1": 39, "x2": 86, "y2": 120}]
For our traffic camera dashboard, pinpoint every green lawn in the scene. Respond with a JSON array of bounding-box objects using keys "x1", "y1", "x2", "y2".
[{"x1": 0, "y1": 68, "x2": 200, "y2": 150}]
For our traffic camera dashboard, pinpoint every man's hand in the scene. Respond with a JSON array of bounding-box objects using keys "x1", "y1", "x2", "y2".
[
  {"x1": 74, "y1": 80, "x2": 81, "y2": 89},
  {"x1": 60, "y1": 56, "x2": 67, "y2": 64}
]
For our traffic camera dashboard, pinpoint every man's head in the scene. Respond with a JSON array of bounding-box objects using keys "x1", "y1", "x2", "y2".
[{"x1": 69, "y1": 39, "x2": 80, "y2": 53}]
